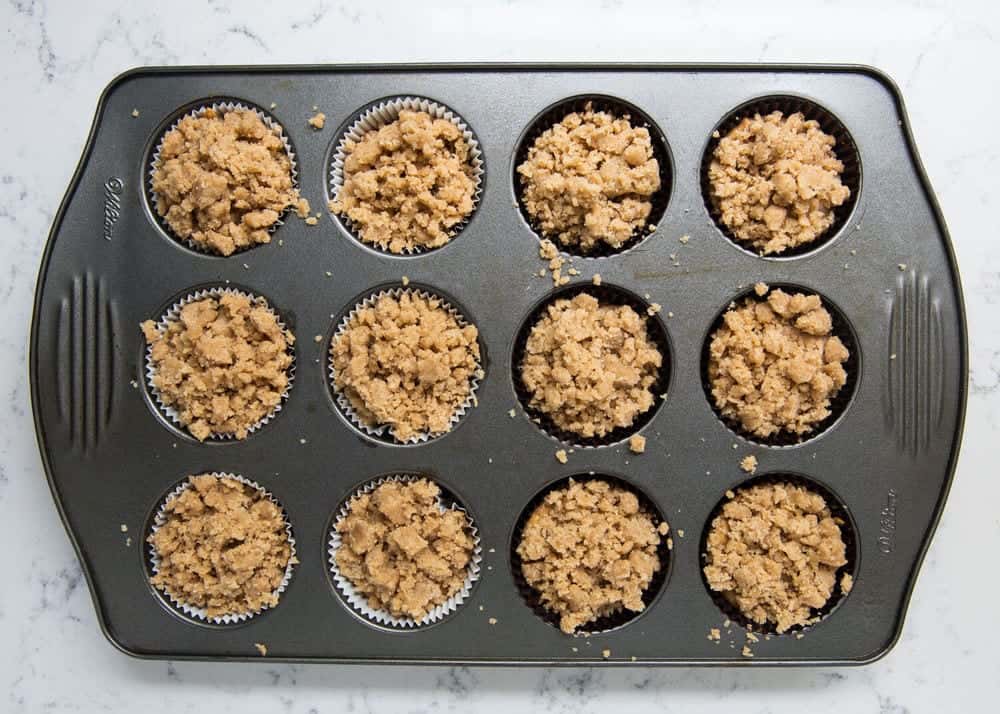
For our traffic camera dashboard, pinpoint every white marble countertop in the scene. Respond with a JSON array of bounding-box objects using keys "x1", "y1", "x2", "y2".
[{"x1": 2, "y1": 0, "x2": 998, "y2": 711}]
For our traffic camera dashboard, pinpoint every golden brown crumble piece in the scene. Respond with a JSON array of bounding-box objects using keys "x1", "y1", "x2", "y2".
[
  {"x1": 254, "y1": 643, "x2": 268, "y2": 656},
  {"x1": 520, "y1": 293, "x2": 663, "y2": 439},
  {"x1": 335, "y1": 479, "x2": 474, "y2": 620},
  {"x1": 329, "y1": 110, "x2": 476, "y2": 254},
  {"x1": 518, "y1": 105, "x2": 660, "y2": 252},
  {"x1": 516, "y1": 479, "x2": 664, "y2": 634},
  {"x1": 740, "y1": 455, "x2": 758, "y2": 473},
  {"x1": 308, "y1": 111, "x2": 326, "y2": 130},
  {"x1": 629, "y1": 435, "x2": 646, "y2": 454},
  {"x1": 330, "y1": 291, "x2": 480, "y2": 442},
  {"x1": 708, "y1": 111, "x2": 850, "y2": 255},
  {"x1": 147, "y1": 475, "x2": 294, "y2": 618},
  {"x1": 703, "y1": 482, "x2": 849, "y2": 633},
  {"x1": 555, "y1": 449, "x2": 568, "y2": 464},
  {"x1": 840, "y1": 573, "x2": 854, "y2": 594},
  {"x1": 141, "y1": 293, "x2": 294, "y2": 441},
  {"x1": 708, "y1": 628, "x2": 721, "y2": 642},
  {"x1": 151, "y1": 107, "x2": 299, "y2": 256},
  {"x1": 708, "y1": 287, "x2": 849, "y2": 439}
]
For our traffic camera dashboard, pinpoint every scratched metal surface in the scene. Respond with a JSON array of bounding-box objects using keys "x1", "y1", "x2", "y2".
[{"x1": 29, "y1": 64, "x2": 966, "y2": 664}]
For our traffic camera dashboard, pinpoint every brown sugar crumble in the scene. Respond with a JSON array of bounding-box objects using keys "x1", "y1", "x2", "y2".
[
  {"x1": 740, "y1": 454, "x2": 758, "y2": 474},
  {"x1": 520, "y1": 293, "x2": 663, "y2": 439},
  {"x1": 703, "y1": 481, "x2": 849, "y2": 633},
  {"x1": 151, "y1": 107, "x2": 300, "y2": 256},
  {"x1": 148, "y1": 475, "x2": 294, "y2": 618},
  {"x1": 516, "y1": 479, "x2": 665, "y2": 634},
  {"x1": 308, "y1": 111, "x2": 326, "y2": 130},
  {"x1": 330, "y1": 291, "x2": 480, "y2": 442},
  {"x1": 141, "y1": 293, "x2": 294, "y2": 441},
  {"x1": 708, "y1": 287, "x2": 849, "y2": 439},
  {"x1": 555, "y1": 449, "x2": 569, "y2": 464},
  {"x1": 629, "y1": 435, "x2": 646, "y2": 454},
  {"x1": 708, "y1": 111, "x2": 850, "y2": 255},
  {"x1": 254, "y1": 642, "x2": 268, "y2": 656},
  {"x1": 518, "y1": 104, "x2": 660, "y2": 253},
  {"x1": 334, "y1": 479, "x2": 475, "y2": 620},
  {"x1": 329, "y1": 110, "x2": 477, "y2": 254}
]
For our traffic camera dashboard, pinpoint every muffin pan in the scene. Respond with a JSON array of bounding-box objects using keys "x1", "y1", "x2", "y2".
[{"x1": 30, "y1": 64, "x2": 967, "y2": 665}]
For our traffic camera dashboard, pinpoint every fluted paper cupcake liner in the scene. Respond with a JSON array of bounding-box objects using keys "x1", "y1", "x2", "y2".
[
  {"x1": 513, "y1": 94, "x2": 672, "y2": 258},
  {"x1": 328, "y1": 286, "x2": 483, "y2": 444},
  {"x1": 144, "y1": 286, "x2": 296, "y2": 440},
  {"x1": 698, "y1": 472, "x2": 858, "y2": 635},
  {"x1": 329, "y1": 96, "x2": 484, "y2": 254},
  {"x1": 511, "y1": 282, "x2": 671, "y2": 448},
  {"x1": 510, "y1": 474, "x2": 671, "y2": 635},
  {"x1": 148, "y1": 100, "x2": 300, "y2": 256},
  {"x1": 700, "y1": 94, "x2": 861, "y2": 258},
  {"x1": 147, "y1": 472, "x2": 297, "y2": 625},
  {"x1": 700, "y1": 283, "x2": 858, "y2": 447},
  {"x1": 328, "y1": 474, "x2": 482, "y2": 629}
]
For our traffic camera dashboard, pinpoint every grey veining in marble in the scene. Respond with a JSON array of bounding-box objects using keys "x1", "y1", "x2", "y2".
[{"x1": 1, "y1": 0, "x2": 998, "y2": 711}]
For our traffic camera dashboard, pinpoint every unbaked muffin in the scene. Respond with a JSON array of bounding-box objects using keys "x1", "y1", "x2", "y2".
[
  {"x1": 142, "y1": 291, "x2": 294, "y2": 441},
  {"x1": 333, "y1": 478, "x2": 476, "y2": 621},
  {"x1": 148, "y1": 474, "x2": 295, "y2": 620},
  {"x1": 519, "y1": 292, "x2": 663, "y2": 439},
  {"x1": 703, "y1": 480, "x2": 851, "y2": 632},
  {"x1": 329, "y1": 108, "x2": 478, "y2": 254},
  {"x1": 330, "y1": 290, "x2": 481, "y2": 442},
  {"x1": 151, "y1": 106, "x2": 301, "y2": 256},
  {"x1": 708, "y1": 111, "x2": 850, "y2": 255},
  {"x1": 707, "y1": 284, "x2": 849, "y2": 440},
  {"x1": 516, "y1": 479, "x2": 667, "y2": 633},
  {"x1": 517, "y1": 104, "x2": 661, "y2": 253}
]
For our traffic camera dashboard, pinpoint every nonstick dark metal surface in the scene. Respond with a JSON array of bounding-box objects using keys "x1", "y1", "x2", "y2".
[{"x1": 30, "y1": 64, "x2": 967, "y2": 665}]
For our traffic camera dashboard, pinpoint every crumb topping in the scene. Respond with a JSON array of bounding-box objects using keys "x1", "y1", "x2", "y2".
[
  {"x1": 703, "y1": 481, "x2": 849, "y2": 633},
  {"x1": 142, "y1": 293, "x2": 294, "y2": 441},
  {"x1": 335, "y1": 479, "x2": 474, "y2": 620},
  {"x1": 329, "y1": 109, "x2": 477, "y2": 253},
  {"x1": 708, "y1": 111, "x2": 850, "y2": 255},
  {"x1": 148, "y1": 475, "x2": 294, "y2": 618},
  {"x1": 151, "y1": 107, "x2": 299, "y2": 256},
  {"x1": 518, "y1": 105, "x2": 660, "y2": 252},
  {"x1": 330, "y1": 291, "x2": 480, "y2": 442},
  {"x1": 629, "y1": 435, "x2": 646, "y2": 453},
  {"x1": 521, "y1": 293, "x2": 663, "y2": 439},
  {"x1": 708, "y1": 288, "x2": 849, "y2": 439},
  {"x1": 517, "y1": 479, "x2": 665, "y2": 633}
]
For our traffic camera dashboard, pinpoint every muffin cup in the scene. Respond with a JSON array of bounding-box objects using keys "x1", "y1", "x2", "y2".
[
  {"x1": 698, "y1": 472, "x2": 858, "y2": 636},
  {"x1": 328, "y1": 286, "x2": 484, "y2": 445},
  {"x1": 328, "y1": 473, "x2": 483, "y2": 629},
  {"x1": 147, "y1": 472, "x2": 297, "y2": 625},
  {"x1": 511, "y1": 282, "x2": 671, "y2": 448},
  {"x1": 510, "y1": 474, "x2": 671, "y2": 636},
  {"x1": 700, "y1": 283, "x2": 858, "y2": 447},
  {"x1": 148, "y1": 100, "x2": 299, "y2": 256},
  {"x1": 328, "y1": 96, "x2": 484, "y2": 255},
  {"x1": 144, "y1": 286, "x2": 296, "y2": 441},
  {"x1": 700, "y1": 95, "x2": 862, "y2": 258},
  {"x1": 513, "y1": 94, "x2": 673, "y2": 258}
]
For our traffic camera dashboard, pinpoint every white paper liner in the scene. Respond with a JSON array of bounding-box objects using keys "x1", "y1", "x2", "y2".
[
  {"x1": 328, "y1": 96, "x2": 484, "y2": 254},
  {"x1": 148, "y1": 100, "x2": 300, "y2": 255},
  {"x1": 147, "y1": 472, "x2": 297, "y2": 625},
  {"x1": 328, "y1": 287, "x2": 483, "y2": 444},
  {"x1": 144, "y1": 286, "x2": 296, "y2": 441},
  {"x1": 328, "y1": 474, "x2": 482, "y2": 628}
]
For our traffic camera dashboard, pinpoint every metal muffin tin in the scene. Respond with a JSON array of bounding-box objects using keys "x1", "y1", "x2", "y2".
[{"x1": 30, "y1": 64, "x2": 967, "y2": 665}]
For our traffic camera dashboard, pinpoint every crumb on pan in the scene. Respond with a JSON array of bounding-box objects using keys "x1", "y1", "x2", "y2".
[
  {"x1": 308, "y1": 111, "x2": 326, "y2": 130},
  {"x1": 520, "y1": 293, "x2": 663, "y2": 439},
  {"x1": 147, "y1": 475, "x2": 294, "y2": 618},
  {"x1": 555, "y1": 449, "x2": 568, "y2": 464},
  {"x1": 518, "y1": 104, "x2": 660, "y2": 253},
  {"x1": 330, "y1": 291, "x2": 480, "y2": 442},
  {"x1": 703, "y1": 481, "x2": 849, "y2": 633},
  {"x1": 335, "y1": 478, "x2": 474, "y2": 620},
  {"x1": 517, "y1": 479, "x2": 665, "y2": 633},
  {"x1": 629, "y1": 435, "x2": 646, "y2": 454},
  {"x1": 740, "y1": 454, "x2": 757, "y2": 473},
  {"x1": 329, "y1": 110, "x2": 476, "y2": 254},
  {"x1": 141, "y1": 293, "x2": 294, "y2": 441},
  {"x1": 254, "y1": 643, "x2": 268, "y2": 656},
  {"x1": 708, "y1": 287, "x2": 849, "y2": 439},
  {"x1": 151, "y1": 107, "x2": 300, "y2": 256},
  {"x1": 708, "y1": 111, "x2": 849, "y2": 255}
]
